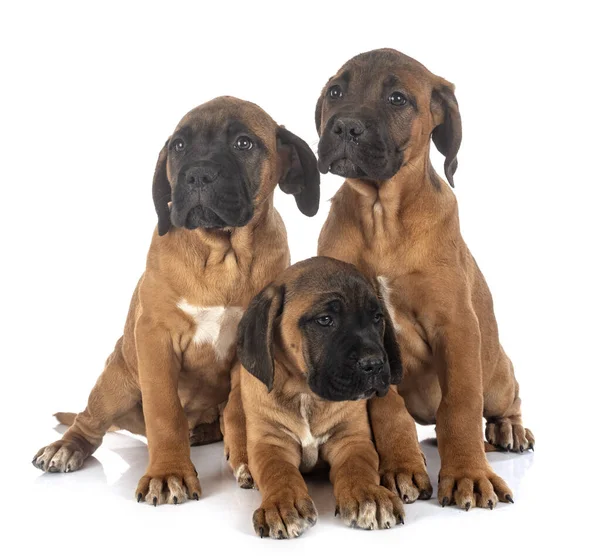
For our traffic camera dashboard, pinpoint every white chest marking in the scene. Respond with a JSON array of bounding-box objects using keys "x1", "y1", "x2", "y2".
[
  {"x1": 377, "y1": 276, "x2": 402, "y2": 334},
  {"x1": 177, "y1": 300, "x2": 243, "y2": 362},
  {"x1": 298, "y1": 394, "x2": 330, "y2": 472}
]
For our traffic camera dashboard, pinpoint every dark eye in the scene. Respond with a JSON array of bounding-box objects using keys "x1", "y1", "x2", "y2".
[
  {"x1": 234, "y1": 136, "x2": 253, "y2": 150},
  {"x1": 389, "y1": 91, "x2": 408, "y2": 106},
  {"x1": 316, "y1": 315, "x2": 333, "y2": 327},
  {"x1": 374, "y1": 313, "x2": 383, "y2": 324},
  {"x1": 173, "y1": 138, "x2": 185, "y2": 152},
  {"x1": 328, "y1": 85, "x2": 343, "y2": 100}
]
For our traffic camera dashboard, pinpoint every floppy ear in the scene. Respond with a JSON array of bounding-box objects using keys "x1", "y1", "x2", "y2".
[
  {"x1": 431, "y1": 82, "x2": 462, "y2": 188},
  {"x1": 237, "y1": 284, "x2": 285, "y2": 392},
  {"x1": 277, "y1": 126, "x2": 320, "y2": 217},
  {"x1": 382, "y1": 304, "x2": 403, "y2": 384},
  {"x1": 152, "y1": 138, "x2": 172, "y2": 236},
  {"x1": 314, "y1": 87, "x2": 325, "y2": 134}
]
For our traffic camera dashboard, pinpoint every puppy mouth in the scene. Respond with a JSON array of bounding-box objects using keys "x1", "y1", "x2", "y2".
[{"x1": 326, "y1": 158, "x2": 367, "y2": 179}]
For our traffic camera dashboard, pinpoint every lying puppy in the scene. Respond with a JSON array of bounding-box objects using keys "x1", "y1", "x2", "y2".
[
  {"x1": 32, "y1": 96, "x2": 320, "y2": 505},
  {"x1": 315, "y1": 49, "x2": 534, "y2": 509},
  {"x1": 236, "y1": 256, "x2": 404, "y2": 538}
]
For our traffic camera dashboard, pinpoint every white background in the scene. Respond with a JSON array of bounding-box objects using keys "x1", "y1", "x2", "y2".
[{"x1": 2, "y1": 1, "x2": 598, "y2": 554}]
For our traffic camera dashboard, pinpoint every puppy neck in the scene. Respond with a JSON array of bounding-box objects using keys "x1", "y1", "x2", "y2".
[{"x1": 342, "y1": 149, "x2": 458, "y2": 239}]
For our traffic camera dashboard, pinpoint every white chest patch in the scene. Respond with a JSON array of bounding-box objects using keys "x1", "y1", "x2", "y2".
[
  {"x1": 377, "y1": 276, "x2": 402, "y2": 334},
  {"x1": 298, "y1": 394, "x2": 330, "y2": 472},
  {"x1": 177, "y1": 300, "x2": 244, "y2": 362}
]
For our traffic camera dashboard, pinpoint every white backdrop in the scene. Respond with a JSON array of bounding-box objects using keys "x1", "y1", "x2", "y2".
[{"x1": 2, "y1": 1, "x2": 598, "y2": 554}]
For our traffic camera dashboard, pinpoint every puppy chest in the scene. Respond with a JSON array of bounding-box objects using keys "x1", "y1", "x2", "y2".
[
  {"x1": 177, "y1": 300, "x2": 243, "y2": 362},
  {"x1": 297, "y1": 395, "x2": 330, "y2": 472}
]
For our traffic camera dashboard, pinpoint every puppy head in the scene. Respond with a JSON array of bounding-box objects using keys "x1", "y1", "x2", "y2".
[
  {"x1": 315, "y1": 48, "x2": 461, "y2": 187},
  {"x1": 238, "y1": 257, "x2": 402, "y2": 401},
  {"x1": 152, "y1": 96, "x2": 320, "y2": 236}
]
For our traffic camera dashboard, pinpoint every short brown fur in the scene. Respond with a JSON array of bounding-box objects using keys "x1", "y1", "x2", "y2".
[{"x1": 316, "y1": 49, "x2": 534, "y2": 510}]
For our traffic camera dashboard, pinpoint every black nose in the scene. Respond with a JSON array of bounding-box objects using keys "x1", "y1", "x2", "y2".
[
  {"x1": 332, "y1": 117, "x2": 365, "y2": 140},
  {"x1": 185, "y1": 164, "x2": 220, "y2": 187},
  {"x1": 357, "y1": 356, "x2": 384, "y2": 374}
]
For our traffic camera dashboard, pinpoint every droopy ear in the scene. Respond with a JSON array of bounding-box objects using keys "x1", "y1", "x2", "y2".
[
  {"x1": 277, "y1": 126, "x2": 320, "y2": 217},
  {"x1": 237, "y1": 284, "x2": 285, "y2": 392},
  {"x1": 314, "y1": 86, "x2": 326, "y2": 134},
  {"x1": 382, "y1": 303, "x2": 403, "y2": 384},
  {"x1": 431, "y1": 82, "x2": 462, "y2": 188},
  {"x1": 152, "y1": 138, "x2": 172, "y2": 236}
]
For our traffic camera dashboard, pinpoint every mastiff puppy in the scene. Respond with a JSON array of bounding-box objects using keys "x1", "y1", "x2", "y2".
[
  {"x1": 32, "y1": 96, "x2": 320, "y2": 505},
  {"x1": 315, "y1": 49, "x2": 534, "y2": 510},
  {"x1": 236, "y1": 256, "x2": 405, "y2": 538}
]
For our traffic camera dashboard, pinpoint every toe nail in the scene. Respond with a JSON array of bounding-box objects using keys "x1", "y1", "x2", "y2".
[
  {"x1": 506, "y1": 494, "x2": 514, "y2": 504},
  {"x1": 334, "y1": 506, "x2": 339, "y2": 517},
  {"x1": 277, "y1": 530, "x2": 284, "y2": 539},
  {"x1": 488, "y1": 500, "x2": 494, "y2": 510},
  {"x1": 225, "y1": 454, "x2": 229, "y2": 461},
  {"x1": 441, "y1": 496, "x2": 449, "y2": 507},
  {"x1": 465, "y1": 502, "x2": 471, "y2": 511},
  {"x1": 403, "y1": 494, "x2": 409, "y2": 502},
  {"x1": 351, "y1": 520, "x2": 357, "y2": 528},
  {"x1": 173, "y1": 496, "x2": 178, "y2": 505},
  {"x1": 137, "y1": 493, "x2": 142, "y2": 503},
  {"x1": 259, "y1": 527, "x2": 264, "y2": 538},
  {"x1": 399, "y1": 516, "x2": 404, "y2": 525},
  {"x1": 193, "y1": 492, "x2": 199, "y2": 501},
  {"x1": 520, "y1": 446, "x2": 524, "y2": 453},
  {"x1": 153, "y1": 497, "x2": 158, "y2": 507}
]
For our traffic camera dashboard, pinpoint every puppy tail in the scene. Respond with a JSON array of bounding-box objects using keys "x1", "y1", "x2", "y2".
[{"x1": 54, "y1": 412, "x2": 120, "y2": 432}]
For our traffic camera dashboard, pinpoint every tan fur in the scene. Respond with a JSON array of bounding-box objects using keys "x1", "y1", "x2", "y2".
[
  {"x1": 316, "y1": 49, "x2": 534, "y2": 509},
  {"x1": 237, "y1": 260, "x2": 404, "y2": 538},
  {"x1": 32, "y1": 97, "x2": 292, "y2": 504}
]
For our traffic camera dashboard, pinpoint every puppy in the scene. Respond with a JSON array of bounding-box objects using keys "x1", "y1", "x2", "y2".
[
  {"x1": 315, "y1": 48, "x2": 534, "y2": 510},
  {"x1": 237, "y1": 256, "x2": 404, "y2": 538},
  {"x1": 32, "y1": 96, "x2": 320, "y2": 505}
]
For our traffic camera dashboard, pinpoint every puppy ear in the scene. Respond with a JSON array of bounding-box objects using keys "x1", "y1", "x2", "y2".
[
  {"x1": 314, "y1": 87, "x2": 325, "y2": 134},
  {"x1": 277, "y1": 126, "x2": 320, "y2": 217},
  {"x1": 382, "y1": 304, "x2": 403, "y2": 384},
  {"x1": 152, "y1": 138, "x2": 172, "y2": 236},
  {"x1": 431, "y1": 81, "x2": 462, "y2": 188},
  {"x1": 237, "y1": 284, "x2": 285, "y2": 392}
]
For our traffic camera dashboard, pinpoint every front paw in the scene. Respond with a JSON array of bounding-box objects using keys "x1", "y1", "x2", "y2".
[
  {"x1": 437, "y1": 466, "x2": 513, "y2": 510},
  {"x1": 253, "y1": 491, "x2": 317, "y2": 539},
  {"x1": 135, "y1": 460, "x2": 201, "y2": 506},
  {"x1": 336, "y1": 484, "x2": 404, "y2": 530},
  {"x1": 380, "y1": 461, "x2": 433, "y2": 503}
]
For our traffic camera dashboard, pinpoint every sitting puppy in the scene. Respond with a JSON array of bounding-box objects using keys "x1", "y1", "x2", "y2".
[
  {"x1": 32, "y1": 96, "x2": 319, "y2": 505},
  {"x1": 236, "y1": 256, "x2": 404, "y2": 538},
  {"x1": 315, "y1": 48, "x2": 534, "y2": 509}
]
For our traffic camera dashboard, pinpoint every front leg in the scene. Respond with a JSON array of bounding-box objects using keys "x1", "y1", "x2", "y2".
[
  {"x1": 221, "y1": 362, "x2": 254, "y2": 489},
  {"x1": 435, "y1": 318, "x2": 513, "y2": 510},
  {"x1": 134, "y1": 317, "x2": 200, "y2": 505},
  {"x1": 249, "y1": 434, "x2": 317, "y2": 539},
  {"x1": 323, "y1": 429, "x2": 404, "y2": 530},
  {"x1": 369, "y1": 388, "x2": 433, "y2": 502}
]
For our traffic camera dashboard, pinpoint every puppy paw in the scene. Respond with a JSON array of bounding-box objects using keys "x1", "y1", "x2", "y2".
[
  {"x1": 336, "y1": 484, "x2": 404, "y2": 530},
  {"x1": 234, "y1": 463, "x2": 255, "y2": 489},
  {"x1": 253, "y1": 492, "x2": 317, "y2": 539},
  {"x1": 437, "y1": 466, "x2": 513, "y2": 510},
  {"x1": 380, "y1": 462, "x2": 433, "y2": 503},
  {"x1": 32, "y1": 439, "x2": 90, "y2": 473},
  {"x1": 486, "y1": 420, "x2": 535, "y2": 453},
  {"x1": 135, "y1": 460, "x2": 201, "y2": 505}
]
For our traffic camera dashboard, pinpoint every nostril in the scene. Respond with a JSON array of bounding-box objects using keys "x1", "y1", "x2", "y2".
[
  {"x1": 333, "y1": 124, "x2": 343, "y2": 135},
  {"x1": 358, "y1": 357, "x2": 384, "y2": 374},
  {"x1": 186, "y1": 174, "x2": 196, "y2": 185},
  {"x1": 349, "y1": 127, "x2": 363, "y2": 137}
]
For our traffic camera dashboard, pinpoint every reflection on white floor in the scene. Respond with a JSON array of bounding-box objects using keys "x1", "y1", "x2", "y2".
[{"x1": 16, "y1": 420, "x2": 573, "y2": 555}]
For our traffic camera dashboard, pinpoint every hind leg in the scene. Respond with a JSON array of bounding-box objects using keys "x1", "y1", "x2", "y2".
[
  {"x1": 484, "y1": 352, "x2": 535, "y2": 453},
  {"x1": 33, "y1": 343, "x2": 140, "y2": 472}
]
